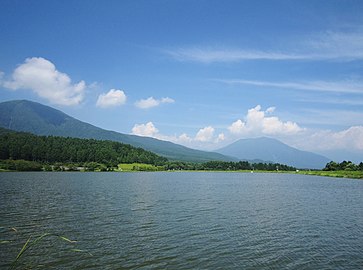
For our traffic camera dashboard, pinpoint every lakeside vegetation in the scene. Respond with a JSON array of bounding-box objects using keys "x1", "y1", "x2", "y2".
[
  {"x1": 1, "y1": 159, "x2": 362, "y2": 179},
  {"x1": 296, "y1": 160, "x2": 363, "y2": 179},
  {"x1": 0, "y1": 159, "x2": 296, "y2": 172},
  {"x1": 296, "y1": 170, "x2": 363, "y2": 179}
]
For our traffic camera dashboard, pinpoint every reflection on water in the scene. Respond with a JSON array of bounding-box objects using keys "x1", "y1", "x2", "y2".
[{"x1": 0, "y1": 172, "x2": 362, "y2": 269}]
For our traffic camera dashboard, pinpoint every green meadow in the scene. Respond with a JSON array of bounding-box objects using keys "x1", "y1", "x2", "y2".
[
  {"x1": 117, "y1": 163, "x2": 163, "y2": 172},
  {"x1": 297, "y1": 170, "x2": 363, "y2": 179}
]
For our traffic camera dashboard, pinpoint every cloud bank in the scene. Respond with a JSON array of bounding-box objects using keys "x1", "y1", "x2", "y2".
[
  {"x1": 129, "y1": 106, "x2": 304, "y2": 148},
  {"x1": 301, "y1": 126, "x2": 363, "y2": 152},
  {"x1": 131, "y1": 122, "x2": 224, "y2": 145},
  {"x1": 3, "y1": 57, "x2": 86, "y2": 106},
  {"x1": 130, "y1": 105, "x2": 362, "y2": 158}
]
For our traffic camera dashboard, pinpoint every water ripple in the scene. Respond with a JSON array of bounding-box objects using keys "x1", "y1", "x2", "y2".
[{"x1": 1, "y1": 172, "x2": 362, "y2": 269}]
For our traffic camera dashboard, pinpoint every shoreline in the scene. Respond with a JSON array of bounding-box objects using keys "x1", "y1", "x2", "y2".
[{"x1": 1, "y1": 169, "x2": 362, "y2": 180}]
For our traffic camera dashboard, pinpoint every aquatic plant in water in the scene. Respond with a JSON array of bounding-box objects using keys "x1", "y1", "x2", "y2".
[{"x1": 9, "y1": 232, "x2": 91, "y2": 269}]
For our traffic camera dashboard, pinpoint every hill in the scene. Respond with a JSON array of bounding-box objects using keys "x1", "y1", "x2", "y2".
[
  {"x1": 0, "y1": 127, "x2": 167, "y2": 165},
  {"x1": 216, "y1": 137, "x2": 330, "y2": 169},
  {"x1": 0, "y1": 100, "x2": 235, "y2": 162}
]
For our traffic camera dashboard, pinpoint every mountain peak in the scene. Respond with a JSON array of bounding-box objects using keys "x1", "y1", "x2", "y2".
[
  {"x1": 0, "y1": 99, "x2": 72, "y2": 132},
  {"x1": 217, "y1": 137, "x2": 330, "y2": 169}
]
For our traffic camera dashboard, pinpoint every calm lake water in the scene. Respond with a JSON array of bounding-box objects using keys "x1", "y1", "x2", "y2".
[{"x1": 0, "y1": 172, "x2": 362, "y2": 269}]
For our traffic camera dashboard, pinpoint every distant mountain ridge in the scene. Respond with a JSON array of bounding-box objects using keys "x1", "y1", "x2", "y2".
[
  {"x1": 216, "y1": 137, "x2": 330, "y2": 169},
  {"x1": 0, "y1": 100, "x2": 236, "y2": 162}
]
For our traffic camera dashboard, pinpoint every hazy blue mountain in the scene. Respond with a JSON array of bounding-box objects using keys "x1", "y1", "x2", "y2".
[
  {"x1": 216, "y1": 137, "x2": 330, "y2": 169},
  {"x1": 0, "y1": 100, "x2": 235, "y2": 162}
]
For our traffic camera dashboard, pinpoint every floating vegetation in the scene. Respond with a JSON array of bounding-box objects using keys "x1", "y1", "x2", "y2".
[{"x1": 3, "y1": 230, "x2": 92, "y2": 270}]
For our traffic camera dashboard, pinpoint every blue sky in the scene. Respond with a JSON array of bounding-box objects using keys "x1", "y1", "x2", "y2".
[{"x1": 1, "y1": 0, "x2": 363, "y2": 161}]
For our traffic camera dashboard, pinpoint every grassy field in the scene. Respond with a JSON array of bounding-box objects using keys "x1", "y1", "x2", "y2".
[
  {"x1": 117, "y1": 163, "x2": 163, "y2": 172},
  {"x1": 296, "y1": 170, "x2": 363, "y2": 179}
]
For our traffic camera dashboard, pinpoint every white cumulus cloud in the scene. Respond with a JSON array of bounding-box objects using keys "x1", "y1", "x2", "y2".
[
  {"x1": 228, "y1": 119, "x2": 246, "y2": 134},
  {"x1": 228, "y1": 105, "x2": 303, "y2": 136},
  {"x1": 96, "y1": 89, "x2": 127, "y2": 108},
  {"x1": 161, "y1": 97, "x2": 174, "y2": 103},
  {"x1": 135, "y1": 96, "x2": 175, "y2": 109},
  {"x1": 216, "y1": 133, "x2": 225, "y2": 143},
  {"x1": 131, "y1": 122, "x2": 159, "y2": 137},
  {"x1": 195, "y1": 126, "x2": 215, "y2": 142},
  {"x1": 178, "y1": 133, "x2": 193, "y2": 143},
  {"x1": 3, "y1": 57, "x2": 86, "y2": 106},
  {"x1": 266, "y1": 106, "x2": 276, "y2": 114}
]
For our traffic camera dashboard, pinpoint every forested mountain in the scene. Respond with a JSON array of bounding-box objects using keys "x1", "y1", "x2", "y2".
[
  {"x1": 0, "y1": 100, "x2": 235, "y2": 162},
  {"x1": 0, "y1": 128, "x2": 167, "y2": 165},
  {"x1": 216, "y1": 137, "x2": 330, "y2": 169}
]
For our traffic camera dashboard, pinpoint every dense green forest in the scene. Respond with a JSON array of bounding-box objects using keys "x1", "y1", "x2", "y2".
[
  {"x1": 0, "y1": 128, "x2": 167, "y2": 167},
  {"x1": 164, "y1": 160, "x2": 296, "y2": 171},
  {"x1": 323, "y1": 160, "x2": 363, "y2": 171}
]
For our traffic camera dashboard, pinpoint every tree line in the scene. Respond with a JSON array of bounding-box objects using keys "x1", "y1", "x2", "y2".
[
  {"x1": 164, "y1": 160, "x2": 296, "y2": 171},
  {"x1": 0, "y1": 128, "x2": 167, "y2": 167},
  {"x1": 323, "y1": 161, "x2": 363, "y2": 171}
]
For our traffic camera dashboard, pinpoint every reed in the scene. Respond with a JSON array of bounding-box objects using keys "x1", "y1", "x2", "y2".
[{"x1": 10, "y1": 232, "x2": 91, "y2": 269}]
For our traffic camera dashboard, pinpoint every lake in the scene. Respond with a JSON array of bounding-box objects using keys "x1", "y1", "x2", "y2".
[{"x1": 0, "y1": 172, "x2": 362, "y2": 269}]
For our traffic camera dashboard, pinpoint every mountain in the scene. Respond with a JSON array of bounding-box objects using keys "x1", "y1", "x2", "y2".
[
  {"x1": 0, "y1": 100, "x2": 235, "y2": 162},
  {"x1": 216, "y1": 137, "x2": 330, "y2": 169}
]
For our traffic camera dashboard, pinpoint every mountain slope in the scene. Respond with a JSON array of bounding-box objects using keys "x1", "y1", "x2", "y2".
[
  {"x1": 0, "y1": 100, "x2": 235, "y2": 162},
  {"x1": 0, "y1": 127, "x2": 168, "y2": 165},
  {"x1": 216, "y1": 137, "x2": 330, "y2": 169}
]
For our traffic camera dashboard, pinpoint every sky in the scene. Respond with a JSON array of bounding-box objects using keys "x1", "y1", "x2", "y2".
[{"x1": 1, "y1": 0, "x2": 363, "y2": 162}]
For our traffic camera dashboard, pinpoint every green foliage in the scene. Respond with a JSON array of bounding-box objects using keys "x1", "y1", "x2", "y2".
[
  {"x1": 323, "y1": 160, "x2": 363, "y2": 171},
  {"x1": 10, "y1": 233, "x2": 76, "y2": 269},
  {"x1": 298, "y1": 170, "x2": 363, "y2": 179},
  {"x1": 0, "y1": 160, "x2": 42, "y2": 171},
  {"x1": 118, "y1": 163, "x2": 162, "y2": 171},
  {"x1": 164, "y1": 160, "x2": 296, "y2": 171},
  {"x1": 0, "y1": 128, "x2": 167, "y2": 167},
  {"x1": 6, "y1": 231, "x2": 92, "y2": 270}
]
